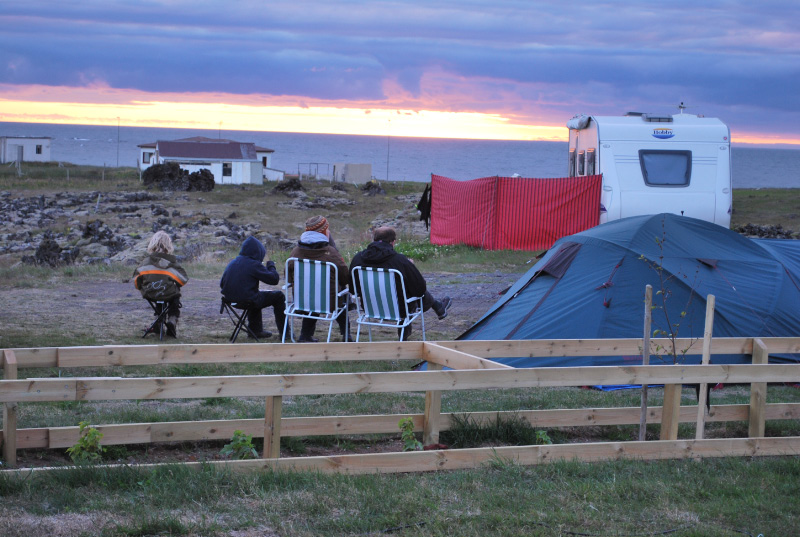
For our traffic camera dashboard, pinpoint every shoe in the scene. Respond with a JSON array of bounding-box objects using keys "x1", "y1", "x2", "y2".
[
  {"x1": 165, "y1": 322, "x2": 177, "y2": 338},
  {"x1": 342, "y1": 333, "x2": 354, "y2": 342},
  {"x1": 249, "y1": 330, "x2": 273, "y2": 339},
  {"x1": 435, "y1": 297, "x2": 452, "y2": 320},
  {"x1": 297, "y1": 336, "x2": 319, "y2": 343}
]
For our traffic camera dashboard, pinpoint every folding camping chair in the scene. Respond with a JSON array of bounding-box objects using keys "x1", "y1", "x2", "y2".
[
  {"x1": 282, "y1": 258, "x2": 350, "y2": 343},
  {"x1": 142, "y1": 299, "x2": 169, "y2": 341},
  {"x1": 220, "y1": 298, "x2": 260, "y2": 343},
  {"x1": 350, "y1": 266, "x2": 425, "y2": 342}
]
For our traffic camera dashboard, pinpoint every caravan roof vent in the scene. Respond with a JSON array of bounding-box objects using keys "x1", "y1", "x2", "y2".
[
  {"x1": 625, "y1": 112, "x2": 645, "y2": 117},
  {"x1": 642, "y1": 114, "x2": 673, "y2": 123}
]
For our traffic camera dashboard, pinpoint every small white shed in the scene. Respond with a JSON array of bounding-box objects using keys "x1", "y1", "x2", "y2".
[{"x1": 0, "y1": 136, "x2": 51, "y2": 163}]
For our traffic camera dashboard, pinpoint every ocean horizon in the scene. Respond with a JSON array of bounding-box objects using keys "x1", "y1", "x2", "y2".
[{"x1": 2, "y1": 121, "x2": 798, "y2": 189}]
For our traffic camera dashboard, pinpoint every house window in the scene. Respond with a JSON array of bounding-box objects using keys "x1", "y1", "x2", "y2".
[
  {"x1": 578, "y1": 151, "x2": 585, "y2": 176},
  {"x1": 586, "y1": 148, "x2": 596, "y2": 175},
  {"x1": 639, "y1": 150, "x2": 692, "y2": 186},
  {"x1": 262, "y1": 156, "x2": 268, "y2": 167},
  {"x1": 143, "y1": 152, "x2": 153, "y2": 164},
  {"x1": 36, "y1": 145, "x2": 43, "y2": 155},
  {"x1": 223, "y1": 162, "x2": 232, "y2": 177}
]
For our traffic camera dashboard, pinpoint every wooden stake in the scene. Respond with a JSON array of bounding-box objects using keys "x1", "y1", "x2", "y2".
[
  {"x1": 660, "y1": 384, "x2": 682, "y2": 440},
  {"x1": 748, "y1": 338, "x2": 768, "y2": 438},
  {"x1": 639, "y1": 285, "x2": 653, "y2": 441},
  {"x1": 263, "y1": 396, "x2": 282, "y2": 459},
  {"x1": 423, "y1": 362, "x2": 443, "y2": 446},
  {"x1": 695, "y1": 295, "x2": 716, "y2": 440},
  {"x1": 2, "y1": 350, "x2": 18, "y2": 467}
]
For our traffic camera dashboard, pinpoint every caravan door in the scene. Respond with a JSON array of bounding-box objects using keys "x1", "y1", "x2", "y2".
[{"x1": 613, "y1": 144, "x2": 717, "y2": 222}]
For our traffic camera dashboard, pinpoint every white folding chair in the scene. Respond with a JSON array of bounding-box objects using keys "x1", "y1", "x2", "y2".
[
  {"x1": 282, "y1": 258, "x2": 349, "y2": 343},
  {"x1": 351, "y1": 266, "x2": 425, "y2": 342}
]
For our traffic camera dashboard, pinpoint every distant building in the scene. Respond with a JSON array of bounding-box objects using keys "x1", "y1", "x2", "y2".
[
  {"x1": 333, "y1": 163, "x2": 372, "y2": 184},
  {"x1": 0, "y1": 136, "x2": 51, "y2": 163},
  {"x1": 137, "y1": 136, "x2": 284, "y2": 185}
]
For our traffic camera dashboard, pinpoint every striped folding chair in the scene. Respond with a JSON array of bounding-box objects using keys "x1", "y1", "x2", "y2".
[
  {"x1": 351, "y1": 266, "x2": 425, "y2": 342},
  {"x1": 282, "y1": 258, "x2": 349, "y2": 343}
]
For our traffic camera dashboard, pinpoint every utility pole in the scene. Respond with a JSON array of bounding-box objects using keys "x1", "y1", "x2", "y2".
[
  {"x1": 116, "y1": 117, "x2": 120, "y2": 167},
  {"x1": 386, "y1": 119, "x2": 391, "y2": 181}
]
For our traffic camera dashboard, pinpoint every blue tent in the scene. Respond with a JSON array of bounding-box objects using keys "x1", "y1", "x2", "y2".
[{"x1": 459, "y1": 213, "x2": 800, "y2": 367}]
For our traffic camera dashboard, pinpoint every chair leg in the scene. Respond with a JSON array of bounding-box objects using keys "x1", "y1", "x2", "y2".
[{"x1": 326, "y1": 317, "x2": 335, "y2": 343}]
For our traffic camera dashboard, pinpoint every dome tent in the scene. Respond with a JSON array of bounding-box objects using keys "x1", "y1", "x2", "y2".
[{"x1": 459, "y1": 213, "x2": 800, "y2": 367}]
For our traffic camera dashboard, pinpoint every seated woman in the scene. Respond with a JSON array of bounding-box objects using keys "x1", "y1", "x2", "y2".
[{"x1": 133, "y1": 231, "x2": 189, "y2": 337}]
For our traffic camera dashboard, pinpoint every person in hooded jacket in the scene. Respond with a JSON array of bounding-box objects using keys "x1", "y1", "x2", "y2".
[
  {"x1": 134, "y1": 231, "x2": 188, "y2": 338},
  {"x1": 220, "y1": 236, "x2": 286, "y2": 339},
  {"x1": 349, "y1": 226, "x2": 452, "y2": 340},
  {"x1": 286, "y1": 215, "x2": 351, "y2": 342}
]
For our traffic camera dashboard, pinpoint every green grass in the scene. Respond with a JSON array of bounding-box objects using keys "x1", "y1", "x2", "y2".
[{"x1": 1, "y1": 458, "x2": 797, "y2": 536}]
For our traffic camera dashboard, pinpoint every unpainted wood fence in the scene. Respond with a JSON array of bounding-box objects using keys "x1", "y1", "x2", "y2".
[{"x1": 2, "y1": 337, "x2": 800, "y2": 475}]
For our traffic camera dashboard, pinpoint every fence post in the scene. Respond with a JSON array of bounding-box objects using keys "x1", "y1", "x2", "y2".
[
  {"x1": 263, "y1": 395, "x2": 282, "y2": 459},
  {"x1": 660, "y1": 384, "x2": 682, "y2": 440},
  {"x1": 639, "y1": 285, "x2": 653, "y2": 441},
  {"x1": 2, "y1": 350, "x2": 18, "y2": 467},
  {"x1": 423, "y1": 362, "x2": 443, "y2": 446},
  {"x1": 748, "y1": 338, "x2": 768, "y2": 438},
  {"x1": 695, "y1": 295, "x2": 716, "y2": 440}
]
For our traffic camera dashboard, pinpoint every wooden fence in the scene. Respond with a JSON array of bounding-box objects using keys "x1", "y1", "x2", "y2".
[{"x1": 2, "y1": 337, "x2": 800, "y2": 475}]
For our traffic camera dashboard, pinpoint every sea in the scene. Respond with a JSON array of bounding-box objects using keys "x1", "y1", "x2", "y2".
[{"x1": 2, "y1": 121, "x2": 798, "y2": 188}]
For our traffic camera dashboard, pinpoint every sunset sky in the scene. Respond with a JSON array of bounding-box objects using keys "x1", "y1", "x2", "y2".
[{"x1": 1, "y1": 1, "x2": 798, "y2": 144}]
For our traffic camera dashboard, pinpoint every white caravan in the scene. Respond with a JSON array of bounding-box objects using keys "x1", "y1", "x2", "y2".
[{"x1": 567, "y1": 112, "x2": 732, "y2": 227}]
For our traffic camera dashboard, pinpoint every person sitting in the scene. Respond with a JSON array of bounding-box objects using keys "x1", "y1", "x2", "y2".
[
  {"x1": 349, "y1": 226, "x2": 452, "y2": 339},
  {"x1": 133, "y1": 231, "x2": 189, "y2": 337},
  {"x1": 287, "y1": 215, "x2": 351, "y2": 342},
  {"x1": 220, "y1": 236, "x2": 286, "y2": 339}
]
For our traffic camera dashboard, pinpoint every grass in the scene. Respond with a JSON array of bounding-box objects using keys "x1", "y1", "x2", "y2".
[
  {"x1": 1, "y1": 165, "x2": 799, "y2": 536},
  {"x1": 1, "y1": 458, "x2": 798, "y2": 536}
]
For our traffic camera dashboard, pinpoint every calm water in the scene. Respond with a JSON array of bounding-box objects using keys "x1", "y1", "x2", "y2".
[{"x1": 2, "y1": 121, "x2": 798, "y2": 188}]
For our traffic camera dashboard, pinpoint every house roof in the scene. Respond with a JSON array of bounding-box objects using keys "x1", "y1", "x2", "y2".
[
  {"x1": 157, "y1": 140, "x2": 257, "y2": 160},
  {"x1": 138, "y1": 136, "x2": 274, "y2": 153}
]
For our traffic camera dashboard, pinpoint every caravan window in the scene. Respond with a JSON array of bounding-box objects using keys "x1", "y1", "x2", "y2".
[
  {"x1": 639, "y1": 150, "x2": 691, "y2": 186},
  {"x1": 586, "y1": 148, "x2": 595, "y2": 175},
  {"x1": 568, "y1": 149, "x2": 576, "y2": 177}
]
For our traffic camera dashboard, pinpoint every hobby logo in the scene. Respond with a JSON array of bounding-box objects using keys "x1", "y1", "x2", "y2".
[{"x1": 652, "y1": 128, "x2": 674, "y2": 139}]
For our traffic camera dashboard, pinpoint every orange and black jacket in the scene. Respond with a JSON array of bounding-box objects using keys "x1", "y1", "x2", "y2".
[{"x1": 133, "y1": 252, "x2": 189, "y2": 301}]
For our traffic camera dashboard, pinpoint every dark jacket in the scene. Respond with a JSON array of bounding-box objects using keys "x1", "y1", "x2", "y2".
[
  {"x1": 133, "y1": 252, "x2": 188, "y2": 301},
  {"x1": 288, "y1": 232, "x2": 350, "y2": 306},
  {"x1": 349, "y1": 240, "x2": 427, "y2": 301},
  {"x1": 220, "y1": 236, "x2": 280, "y2": 303}
]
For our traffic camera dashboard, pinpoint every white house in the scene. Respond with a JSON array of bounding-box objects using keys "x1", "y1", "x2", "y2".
[
  {"x1": 137, "y1": 136, "x2": 283, "y2": 185},
  {"x1": 0, "y1": 136, "x2": 51, "y2": 163}
]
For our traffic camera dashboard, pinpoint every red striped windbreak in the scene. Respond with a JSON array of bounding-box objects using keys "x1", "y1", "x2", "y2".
[{"x1": 430, "y1": 174, "x2": 602, "y2": 251}]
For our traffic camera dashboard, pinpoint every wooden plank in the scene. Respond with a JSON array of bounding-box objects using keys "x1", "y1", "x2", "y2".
[
  {"x1": 2, "y1": 350, "x2": 18, "y2": 466},
  {"x1": 3, "y1": 364, "x2": 800, "y2": 402},
  {"x1": 0, "y1": 348, "x2": 58, "y2": 369},
  {"x1": 10, "y1": 402, "x2": 800, "y2": 450},
  {"x1": 695, "y1": 295, "x2": 716, "y2": 440},
  {"x1": 639, "y1": 285, "x2": 653, "y2": 441},
  {"x1": 55, "y1": 342, "x2": 424, "y2": 368},
  {"x1": 264, "y1": 396, "x2": 282, "y2": 459},
  {"x1": 748, "y1": 339, "x2": 768, "y2": 438},
  {"x1": 660, "y1": 384, "x2": 682, "y2": 441},
  {"x1": 6, "y1": 436, "x2": 800, "y2": 477},
  {"x1": 423, "y1": 343, "x2": 512, "y2": 370},
  {"x1": 423, "y1": 363, "x2": 443, "y2": 446}
]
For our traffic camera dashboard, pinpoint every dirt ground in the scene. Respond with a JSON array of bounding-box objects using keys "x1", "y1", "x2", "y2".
[{"x1": 0, "y1": 271, "x2": 517, "y2": 346}]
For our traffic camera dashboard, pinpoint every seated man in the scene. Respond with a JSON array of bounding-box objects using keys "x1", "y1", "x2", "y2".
[
  {"x1": 287, "y1": 215, "x2": 351, "y2": 342},
  {"x1": 349, "y1": 226, "x2": 452, "y2": 339},
  {"x1": 133, "y1": 231, "x2": 188, "y2": 337},
  {"x1": 220, "y1": 236, "x2": 285, "y2": 339}
]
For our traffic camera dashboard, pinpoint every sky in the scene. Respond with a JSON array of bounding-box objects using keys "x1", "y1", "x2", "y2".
[{"x1": 1, "y1": 1, "x2": 799, "y2": 145}]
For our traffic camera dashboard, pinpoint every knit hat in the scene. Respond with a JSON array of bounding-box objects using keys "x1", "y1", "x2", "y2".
[{"x1": 305, "y1": 215, "x2": 329, "y2": 234}]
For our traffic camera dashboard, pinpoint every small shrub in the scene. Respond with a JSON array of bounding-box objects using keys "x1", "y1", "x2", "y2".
[
  {"x1": 399, "y1": 417, "x2": 422, "y2": 451},
  {"x1": 66, "y1": 421, "x2": 106, "y2": 463},
  {"x1": 442, "y1": 413, "x2": 553, "y2": 448},
  {"x1": 220, "y1": 430, "x2": 258, "y2": 460}
]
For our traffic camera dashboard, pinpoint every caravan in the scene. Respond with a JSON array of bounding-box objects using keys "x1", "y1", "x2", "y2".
[{"x1": 567, "y1": 112, "x2": 732, "y2": 227}]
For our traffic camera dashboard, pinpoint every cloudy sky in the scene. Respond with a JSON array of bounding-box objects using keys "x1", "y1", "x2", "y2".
[{"x1": 1, "y1": 0, "x2": 798, "y2": 144}]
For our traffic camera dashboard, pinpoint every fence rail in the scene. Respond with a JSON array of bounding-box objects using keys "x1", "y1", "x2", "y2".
[{"x1": 2, "y1": 337, "x2": 799, "y2": 474}]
